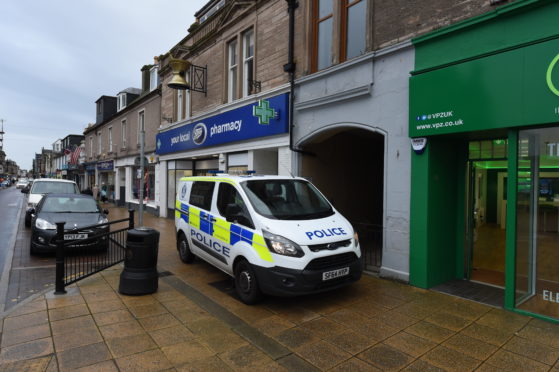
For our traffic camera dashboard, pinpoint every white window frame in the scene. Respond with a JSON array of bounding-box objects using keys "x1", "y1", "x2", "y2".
[
  {"x1": 117, "y1": 93, "x2": 127, "y2": 111},
  {"x1": 108, "y1": 127, "x2": 113, "y2": 153},
  {"x1": 121, "y1": 120, "x2": 127, "y2": 149},
  {"x1": 137, "y1": 110, "x2": 145, "y2": 145},
  {"x1": 242, "y1": 29, "x2": 254, "y2": 97},
  {"x1": 227, "y1": 39, "x2": 238, "y2": 102},
  {"x1": 177, "y1": 90, "x2": 184, "y2": 121},
  {"x1": 149, "y1": 66, "x2": 158, "y2": 91}
]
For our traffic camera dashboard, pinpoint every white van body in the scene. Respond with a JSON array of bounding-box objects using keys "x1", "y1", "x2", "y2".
[{"x1": 175, "y1": 175, "x2": 362, "y2": 303}]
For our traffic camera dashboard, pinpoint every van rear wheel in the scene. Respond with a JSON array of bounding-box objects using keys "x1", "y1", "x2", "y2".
[
  {"x1": 177, "y1": 233, "x2": 194, "y2": 263},
  {"x1": 234, "y1": 259, "x2": 262, "y2": 305}
]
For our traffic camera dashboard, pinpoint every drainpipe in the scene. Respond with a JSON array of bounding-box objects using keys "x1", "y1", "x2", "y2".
[{"x1": 284, "y1": 0, "x2": 313, "y2": 158}]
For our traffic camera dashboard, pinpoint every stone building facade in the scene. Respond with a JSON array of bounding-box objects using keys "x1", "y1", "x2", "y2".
[{"x1": 156, "y1": 0, "x2": 303, "y2": 218}]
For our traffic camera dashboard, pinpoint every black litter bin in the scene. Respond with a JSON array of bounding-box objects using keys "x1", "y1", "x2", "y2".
[{"x1": 119, "y1": 227, "x2": 159, "y2": 295}]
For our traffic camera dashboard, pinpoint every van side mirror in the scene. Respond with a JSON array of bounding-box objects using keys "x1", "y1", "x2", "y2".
[
  {"x1": 225, "y1": 203, "x2": 242, "y2": 222},
  {"x1": 103, "y1": 209, "x2": 109, "y2": 215},
  {"x1": 225, "y1": 203, "x2": 254, "y2": 229}
]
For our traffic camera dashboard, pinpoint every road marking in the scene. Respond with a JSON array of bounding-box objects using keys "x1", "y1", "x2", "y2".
[
  {"x1": 12, "y1": 265, "x2": 57, "y2": 270},
  {"x1": 7, "y1": 203, "x2": 17, "y2": 207}
]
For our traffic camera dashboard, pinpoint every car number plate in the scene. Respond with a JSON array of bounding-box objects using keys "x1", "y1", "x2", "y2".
[
  {"x1": 322, "y1": 267, "x2": 350, "y2": 281},
  {"x1": 64, "y1": 234, "x2": 88, "y2": 240}
]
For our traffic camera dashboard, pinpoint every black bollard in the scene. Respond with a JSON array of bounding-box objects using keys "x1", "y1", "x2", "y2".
[{"x1": 119, "y1": 227, "x2": 159, "y2": 295}]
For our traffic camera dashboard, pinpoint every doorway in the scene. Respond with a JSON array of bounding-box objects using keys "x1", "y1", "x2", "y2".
[
  {"x1": 299, "y1": 127, "x2": 384, "y2": 273},
  {"x1": 466, "y1": 159, "x2": 508, "y2": 288}
]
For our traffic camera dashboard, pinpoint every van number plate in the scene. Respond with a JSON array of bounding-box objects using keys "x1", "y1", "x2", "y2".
[
  {"x1": 64, "y1": 234, "x2": 88, "y2": 240},
  {"x1": 322, "y1": 267, "x2": 349, "y2": 281}
]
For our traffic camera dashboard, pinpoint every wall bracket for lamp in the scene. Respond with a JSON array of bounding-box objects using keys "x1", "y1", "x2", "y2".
[{"x1": 167, "y1": 54, "x2": 207, "y2": 96}]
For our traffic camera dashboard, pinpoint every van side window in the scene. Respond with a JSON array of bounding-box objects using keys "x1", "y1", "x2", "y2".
[
  {"x1": 189, "y1": 182, "x2": 215, "y2": 211},
  {"x1": 217, "y1": 183, "x2": 254, "y2": 229}
]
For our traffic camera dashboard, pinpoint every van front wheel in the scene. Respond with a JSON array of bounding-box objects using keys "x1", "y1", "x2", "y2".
[
  {"x1": 234, "y1": 259, "x2": 262, "y2": 305},
  {"x1": 177, "y1": 233, "x2": 194, "y2": 263}
]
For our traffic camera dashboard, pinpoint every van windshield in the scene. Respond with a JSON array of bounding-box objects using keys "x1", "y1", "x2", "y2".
[{"x1": 240, "y1": 179, "x2": 334, "y2": 220}]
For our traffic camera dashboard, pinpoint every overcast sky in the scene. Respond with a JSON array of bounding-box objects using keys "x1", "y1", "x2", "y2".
[{"x1": 0, "y1": 0, "x2": 207, "y2": 171}]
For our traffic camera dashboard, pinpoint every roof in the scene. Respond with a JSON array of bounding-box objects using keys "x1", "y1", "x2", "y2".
[
  {"x1": 179, "y1": 175, "x2": 303, "y2": 184},
  {"x1": 32, "y1": 178, "x2": 77, "y2": 184},
  {"x1": 118, "y1": 87, "x2": 142, "y2": 95},
  {"x1": 42, "y1": 193, "x2": 92, "y2": 199}
]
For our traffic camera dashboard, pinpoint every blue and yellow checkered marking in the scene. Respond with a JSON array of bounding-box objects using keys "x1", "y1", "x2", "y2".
[{"x1": 175, "y1": 203, "x2": 273, "y2": 263}]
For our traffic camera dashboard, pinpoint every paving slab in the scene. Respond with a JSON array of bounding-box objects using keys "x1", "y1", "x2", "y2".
[{"x1": 0, "y1": 203, "x2": 557, "y2": 372}]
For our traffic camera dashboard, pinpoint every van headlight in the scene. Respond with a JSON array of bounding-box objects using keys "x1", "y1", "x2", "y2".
[
  {"x1": 263, "y1": 231, "x2": 304, "y2": 257},
  {"x1": 353, "y1": 231, "x2": 359, "y2": 247},
  {"x1": 36, "y1": 218, "x2": 56, "y2": 230},
  {"x1": 98, "y1": 217, "x2": 109, "y2": 224}
]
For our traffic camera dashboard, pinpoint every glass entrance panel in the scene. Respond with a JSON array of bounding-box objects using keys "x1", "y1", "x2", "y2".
[
  {"x1": 467, "y1": 161, "x2": 508, "y2": 287},
  {"x1": 466, "y1": 139, "x2": 508, "y2": 288},
  {"x1": 516, "y1": 127, "x2": 559, "y2": 318}
]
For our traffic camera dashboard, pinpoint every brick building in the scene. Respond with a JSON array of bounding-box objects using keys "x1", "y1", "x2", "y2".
[{"x1": 84, "y1": 63, "x2": 161, "y2": 213}]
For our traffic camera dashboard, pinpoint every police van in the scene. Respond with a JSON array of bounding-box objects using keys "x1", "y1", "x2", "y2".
[{"x1": 175, "y1": 175, "x2": 362, "y2": 304}]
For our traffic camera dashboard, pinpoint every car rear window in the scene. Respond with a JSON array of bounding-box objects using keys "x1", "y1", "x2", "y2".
[{"x1": 31, "y1": 182, "x2": 79, "y2": 194}]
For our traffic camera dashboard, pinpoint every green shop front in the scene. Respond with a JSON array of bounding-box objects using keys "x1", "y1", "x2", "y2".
[{"x1": 409, "y1": 0, "x2": 559, "y2": 322}]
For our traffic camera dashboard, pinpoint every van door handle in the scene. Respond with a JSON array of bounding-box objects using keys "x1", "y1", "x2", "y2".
[{"x1": 210, "y1": 217, "x2": 217, "y2": 223}]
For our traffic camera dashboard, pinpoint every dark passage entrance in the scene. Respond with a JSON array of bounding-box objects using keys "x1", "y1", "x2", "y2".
[{"x1": 300, "y1": 128, "x2": 384, "y2": 272}]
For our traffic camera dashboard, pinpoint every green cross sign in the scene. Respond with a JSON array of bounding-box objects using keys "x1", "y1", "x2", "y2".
[{"x1": 253, "y1": 99, "x2": 276, "y2": 125}]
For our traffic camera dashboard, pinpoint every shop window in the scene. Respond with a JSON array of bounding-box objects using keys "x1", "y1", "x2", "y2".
[
  {"x1": 311, "y1": 0, "x2": 367, "y2": 72},
  {"x1": 469, "y1": 139, "x2": 508, "y2": 160},
  {"x1": 132, "y1": 164, "x2": 155, "y2": 201},
  {"x1": 167, "y1": 168, "x2": 193, "y2": 210},
  {"x1": 190, "y1": 181, "x2": 215, "y2": 211},
  {"x1": 516, "y1": 126, "x2": 559, "y2": 319}
]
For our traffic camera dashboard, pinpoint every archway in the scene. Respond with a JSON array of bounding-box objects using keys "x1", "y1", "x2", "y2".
[{"x1": 299, "y1": 126, "x2": 384, "y2": 272}]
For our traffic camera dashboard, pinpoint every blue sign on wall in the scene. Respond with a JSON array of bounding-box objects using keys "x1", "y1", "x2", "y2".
[
  {"x1": 97, "y1": 160, "x2": 114, "y2": 171},
  {"x1": 156, "y1": 93, "x2": 289, "y2": 155}
]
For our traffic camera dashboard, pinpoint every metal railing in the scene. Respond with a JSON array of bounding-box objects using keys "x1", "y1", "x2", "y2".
[
  {"x1": 54, "y1": 210, "x2": 134, "y2": 294},
  {"x1": 353, "y1": 222, "x2": 383, "y2": 273}
]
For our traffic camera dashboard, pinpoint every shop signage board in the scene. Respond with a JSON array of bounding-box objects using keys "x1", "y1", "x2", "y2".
[
  {"x1": 97, "y1": 160, "x2": 114, "y2": 171},
  {"x1": 410, "y1": 38, "x2": 559, "y2": 137},
  {"x1": 156, "y1": 93, "x2": 289, "y2": 155}
]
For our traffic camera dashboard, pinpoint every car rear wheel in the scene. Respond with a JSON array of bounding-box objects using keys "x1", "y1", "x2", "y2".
[
  {"x1": 177, "y1": 232, "x2": 194, "y2": 263},
  {"x1": 234, "y1": 259, "x2": 262, "y2": 305}
]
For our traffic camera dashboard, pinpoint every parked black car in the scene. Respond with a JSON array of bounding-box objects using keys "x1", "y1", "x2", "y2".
[{"x1": 29, "y1": 193, "x2": 110, "y2": 254}]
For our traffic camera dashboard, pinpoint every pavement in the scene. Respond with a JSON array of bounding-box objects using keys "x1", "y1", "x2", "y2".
[{"x1": 1, "y1": 205, "x2": 559, "y2": 371}]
